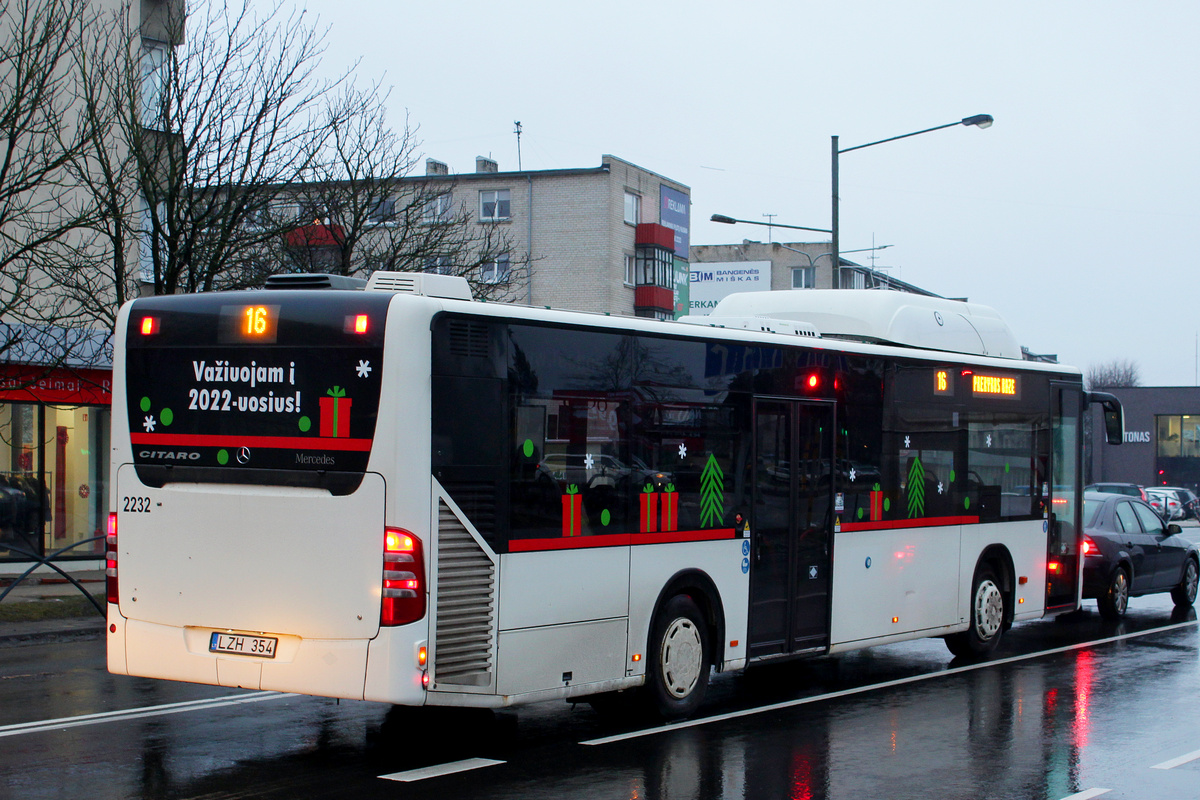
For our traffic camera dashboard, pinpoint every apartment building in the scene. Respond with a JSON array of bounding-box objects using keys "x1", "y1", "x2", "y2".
[
  {"x1": 281, "y1": 154, "x2": 692, "y2": 319},
  {"x1": 0, "y1": 0, "x2": 182, "y2": 567}
]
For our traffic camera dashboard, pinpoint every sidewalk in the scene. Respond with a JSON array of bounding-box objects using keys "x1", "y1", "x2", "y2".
[{"x1": 0, "y1": 570, "x2": 107, "y2": 645}]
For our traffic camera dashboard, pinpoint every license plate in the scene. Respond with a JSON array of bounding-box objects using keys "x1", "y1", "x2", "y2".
[{"x1": 209, "y1": 632, "x2": 278, "y2": 658}]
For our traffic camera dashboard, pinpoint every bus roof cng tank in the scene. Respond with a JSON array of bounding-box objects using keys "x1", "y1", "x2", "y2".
[{"x1": 681, "y1": 289, "x2": 1023, "y2": 359}]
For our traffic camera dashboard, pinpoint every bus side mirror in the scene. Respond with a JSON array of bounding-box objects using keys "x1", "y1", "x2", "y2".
[{"x1": 1087, "y1": 391, "x2": 1125, "y2": 446}]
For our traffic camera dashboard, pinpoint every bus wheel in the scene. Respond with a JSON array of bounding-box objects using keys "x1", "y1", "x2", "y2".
[
  {"x1": 944, "y1": 567, "x2": 1005, "y2": 658},
  {"x1": 647, "y1": 594, "x2": 710, "y2": 720}
]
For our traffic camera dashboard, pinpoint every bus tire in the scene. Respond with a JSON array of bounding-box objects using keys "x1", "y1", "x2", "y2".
[
  {"x1": 944, "y1": 566, "x2": 1005, "y2": 658},
  {"x1": 646, "y1": 594, "x2": 710, "y2": 720}
]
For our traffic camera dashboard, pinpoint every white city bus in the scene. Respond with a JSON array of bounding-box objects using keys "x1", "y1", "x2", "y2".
[{"x1": 107, "y1": 274, "x2": 1123, "y2": 718}]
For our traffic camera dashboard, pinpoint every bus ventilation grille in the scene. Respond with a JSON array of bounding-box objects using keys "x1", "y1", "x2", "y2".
[
  {"x1": 447, "y1": 320, "x2": 489, "y2": 359},
  {"x1": 434, "y1": 501, "x2": 496, "y2": 688}
]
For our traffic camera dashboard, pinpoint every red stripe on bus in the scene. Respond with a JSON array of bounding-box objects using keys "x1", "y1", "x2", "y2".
[
  {"x1": 130, "y1": 433, "x2": 373, "y2": 452},
  {"x1": 838, "y1": 515, "x2": 980, "y2": 532},
  {"x1": 508, "y1": 528, "x2": 737, "y2": 552}
]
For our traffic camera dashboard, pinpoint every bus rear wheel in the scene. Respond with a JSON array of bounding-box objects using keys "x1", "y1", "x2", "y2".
[
  {"x1": 944, "y1": 566, "x2": 1005, "y2": 658},
  {"x1": 646, "y1": 594, "x2": 710, "y2": 720}
]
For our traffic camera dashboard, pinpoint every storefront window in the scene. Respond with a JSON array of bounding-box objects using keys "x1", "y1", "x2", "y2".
[{"x1": 0, "y1": 401, "x2": 109, "y2": 561}]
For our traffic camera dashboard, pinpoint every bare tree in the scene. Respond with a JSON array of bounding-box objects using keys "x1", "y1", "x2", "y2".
[
  {"x1": 1086, "y1": 359, "x2": 1142, "y2": 389},
  {"x1": 269, "y1": 86, "x2": 527, "y2": 301},
  {"x1": 0, "y1": 0, "x2": 102, "y2": 366},
  {"x1": 65, "y1": 0, "x2": 354, "y2": 328}
]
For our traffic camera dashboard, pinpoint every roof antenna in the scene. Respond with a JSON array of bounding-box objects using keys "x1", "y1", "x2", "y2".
[{"x1": 514, "y1": 121, "x2": 523, "y2": 171}]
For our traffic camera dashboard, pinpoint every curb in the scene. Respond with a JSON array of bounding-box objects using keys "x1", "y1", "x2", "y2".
[{"x1": 0, "y1": 615, "x2": 106, "y2": 646}]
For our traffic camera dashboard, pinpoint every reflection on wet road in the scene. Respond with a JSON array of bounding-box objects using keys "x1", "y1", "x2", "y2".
[{"x1": 1, "y1": 597, "x2": 1198, "y2": 800}]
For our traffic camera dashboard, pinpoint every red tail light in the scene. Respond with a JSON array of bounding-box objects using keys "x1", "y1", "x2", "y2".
[
  {"x1": 381, "y1": 528, "x2": 426, "y2": 626},
  {"x1": 1081, "y1": 537, "x2": 1101, "y2": 557},
  {"x1": 106, "y1": 513, "x2": 118, "y2": 605},
  {"x1": 1047, "y1": 560, "x2": 1062, "y2": 574}
]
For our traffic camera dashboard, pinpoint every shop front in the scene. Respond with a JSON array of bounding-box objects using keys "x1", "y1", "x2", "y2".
[{"x1": 0, "y1": 363, "x2": 111, "y2": 566}]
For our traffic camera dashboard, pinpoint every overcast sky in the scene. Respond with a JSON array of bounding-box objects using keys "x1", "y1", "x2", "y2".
[{"x1": 296, "y1": 0, "x2": 1199, "y2": 386}]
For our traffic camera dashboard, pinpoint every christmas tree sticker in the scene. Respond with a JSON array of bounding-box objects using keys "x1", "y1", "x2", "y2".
[
  {"x1": 699, "y1": 454, "x2": 725, "y2": 528},
  {"x1": 907, "y1": 456, "x2": 926, "y2": 518}
]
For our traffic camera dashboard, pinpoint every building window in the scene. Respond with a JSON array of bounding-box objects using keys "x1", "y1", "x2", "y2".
[
  {"x1": 369, "y1": 197, "x2": 396, "y2": 225},
  {"x1": 624, "y1": 254, "x2": 635, "y2": 286},
  {"x1": 423, "y1": 193, "x2": 452, "y2": 224},
  {"x1": 140, "y1": 40, "x2": 168, "y2": 130},
  {"x1": 480, "y1": 190, "x2": 511, "y2": 221},
  {"x1": 636, "y1": 245, "x2": 673, "y2": 289},
  {"x1": 791, "y1": 266, "x2": 815, "y2": 289},
  {"x1": 424, "y1": 256, "x2": 453, "y2": 275},
  {"x1": 138, "y1": 195, "x2": 165, "y2": 283},
  {"x1": 844, "y1": 270, "x2": 866, "y2": 290},
  {"x1": 481, "y1": 255, "x2": 510, "y2": 283},
  {"x1": 624, "y1": 192, "x2": 640, "y2": 225}
]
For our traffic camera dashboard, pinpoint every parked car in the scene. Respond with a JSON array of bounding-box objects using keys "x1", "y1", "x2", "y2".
[
  {"x1": 1145, "y1": 488, "x2": 1183, "y2": 520},
  {"x1": 1081, "y1": 492, "x2": 1200, "y2": 620},
  {"x1": 1084, "y1": 482, "x2": 1148, "y2": 501},
  {"x1": 1156, "y1": 486, "x2": 1200, "y2": 520}
]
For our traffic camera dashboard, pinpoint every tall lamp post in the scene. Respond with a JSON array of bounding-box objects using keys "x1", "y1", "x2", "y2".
[{"x1": 831, "y1": 114, "x2": 993, "y2": 289}]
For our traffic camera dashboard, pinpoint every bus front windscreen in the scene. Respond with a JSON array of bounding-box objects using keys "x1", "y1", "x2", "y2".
[{"x1": 124, "y1": 291, "x2": 391, "y2": 492}]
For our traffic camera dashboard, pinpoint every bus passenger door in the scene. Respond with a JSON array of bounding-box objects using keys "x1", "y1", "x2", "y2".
[{"x1": 748, "y1": 398, "x2": 835, "y2": 659}]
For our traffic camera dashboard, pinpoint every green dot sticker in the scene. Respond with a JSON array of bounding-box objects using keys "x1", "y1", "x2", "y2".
[
  {"x1": 884, "y1": 498, "x2": 891, "y2": 512},
  {"x1": 160, "y1": 408, "x2": 173, "y2": 426},
  {"x1": 298, "y1": 416, "x2": 311, "y2": 432},
  {"x1": 523, "y1": 439, "x2": 534, "y2": 458},
  {"x1": 857, "y1": 507, "x2": 864, "y2": 519},
  {"x1": 217, "y1": 449, "x2": 229, "y2": 465},
  {"x1": 964, "y1": 497, "x2": 972, "y2": 510},
  {"x1": 949, "y1": 469, "x2": 956, "y2": 482},
  {"x1": 1004, "y1": 463, "x2": 1010, "y2": 473},
  {"x1": 601, "y1": 509, "x2": 611, "y2": 527},
  {"x1": 140, "y1": 397, "x2": 151, "y2": 412}
]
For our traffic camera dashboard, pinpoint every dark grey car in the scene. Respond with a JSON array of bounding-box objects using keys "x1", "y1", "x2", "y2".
[{"x1": 1081, "y1": 492, "x2": 1200, "y2": 620}]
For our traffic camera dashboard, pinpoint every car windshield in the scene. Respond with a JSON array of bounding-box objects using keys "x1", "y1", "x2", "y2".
[{"x1": 1083, "y1": 498, "x2": 1103, "y2": 528}]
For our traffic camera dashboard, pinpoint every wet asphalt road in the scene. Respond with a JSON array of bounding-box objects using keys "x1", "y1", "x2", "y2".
[{"x1": 1, "y1": 597, "x2": 1199, "y2": 799}]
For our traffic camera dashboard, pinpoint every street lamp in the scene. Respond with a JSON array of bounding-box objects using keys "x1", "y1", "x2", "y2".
[
  {"x1": 710, "y1": 213, "x2": 831, "y2": 233},
  {"x1": 831, "y1": 114, "x2": 993, "y2": 289}
]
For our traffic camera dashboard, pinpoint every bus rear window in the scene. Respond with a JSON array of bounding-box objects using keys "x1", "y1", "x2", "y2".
[{"x1": 124, "y1": 291, "x2": 390, "y2": 492}]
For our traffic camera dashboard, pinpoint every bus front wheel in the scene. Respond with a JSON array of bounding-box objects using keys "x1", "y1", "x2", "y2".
[
  {"x1": 944, "y1": 566, "x2": 1005, "y2": 658},
  {"x1": 646, "y1": 594, "x2": 711, "y2": 720}
]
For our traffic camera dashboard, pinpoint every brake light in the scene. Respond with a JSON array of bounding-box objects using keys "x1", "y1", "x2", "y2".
[
  {"x1": 106, "y1": 513, "x2": 118, "y2": 604},
  {"x1": 140, "y1": 316, "x2": 159, "y2": 335},
  {"x1": 1047, "y1": 560, "x2": 1062, "y2": 573},
  {"x1": 1081, "y1": 537, "x2": 1101, "y2": 557},
  {"x1": 381, "y1": 528, "x2": 425, "y2": 626}
]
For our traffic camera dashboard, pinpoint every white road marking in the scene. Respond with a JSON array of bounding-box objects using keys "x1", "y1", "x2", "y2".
[
  {"x1": 378, "y1": 758, "x2": 505, "y2": 782},
  {"x1": 1058, "y1": 789, "x2": 1110, "y2": 800},
  {"x1": 1151, "y1": 746, "x2": 1200, "y2": 770},
  {"x1": 0, "y1": 691, "x2": 295, "y2": 738},
  {"x1": 582, "y1": 619, "x2": 1200, "y2": 746}
]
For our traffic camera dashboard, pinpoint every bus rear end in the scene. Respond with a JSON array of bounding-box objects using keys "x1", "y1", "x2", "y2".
[{"x1": 107, "y1": 290, "x2": 423, "y2": 702}]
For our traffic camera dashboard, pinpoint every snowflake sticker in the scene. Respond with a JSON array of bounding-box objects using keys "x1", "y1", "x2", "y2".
[
  {"x1": 849, "y1": 467, "x2": 857, "y2": 482},
  {"x1": 678, "y1": 443, "x2": 688, "y2": 459},
  {"x1": 143, "y1": 415, "x2": 156, "y2": 432},
  {"x1": 904, "y1": 435, "x2": 911, "y2": 448},
  {"x1": 986, "y1": 434, "x2": 993, "y2": 448},
  {"x1": 584, "y1": 453, "x2": 594, "y2": 470},
  {"x1": 356, "y1": 360, "x2": 373, "y2": 378},
  {"x1": 938, "y1": 481, "x2": 944, "y2": 494}
]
